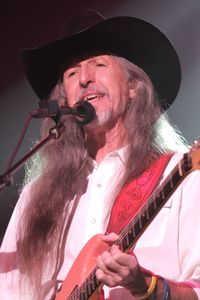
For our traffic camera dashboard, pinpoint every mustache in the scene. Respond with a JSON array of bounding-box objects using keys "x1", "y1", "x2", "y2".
[{"x1": 77, "y1": 85, "x2": 108, "y2": 101}]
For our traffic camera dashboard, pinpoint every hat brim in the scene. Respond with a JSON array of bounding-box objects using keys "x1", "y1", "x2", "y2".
[{"x1": 20, "y1": 16, "x2": 181, "y2": 108}]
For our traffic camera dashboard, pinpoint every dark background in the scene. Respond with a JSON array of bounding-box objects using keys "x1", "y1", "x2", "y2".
[{"x1": 0, "y1": 0, "x2": 200, "y2": 242}]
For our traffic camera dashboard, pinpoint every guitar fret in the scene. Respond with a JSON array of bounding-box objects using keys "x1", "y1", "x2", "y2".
[
  {"x1": 85, "y1": 277, "x2": 91, "y2": 298},
  {"x1": 153, "y1": 197, "x2": 157, "y2": 210},
  {"x1": 80, "y1": 288, "x2": 87, "y2": 300},
  {"x1": 178, "y1": 161, "x2": 183, "y2": 176},
  {"x1": 91, "y1": 275, "x2": 95, "y2": 291},
  {"x1": 139, "y1": 215, "x2": 143, "y2": 229},
  {"x1": 93, "y1": 274, "x2": 99, "y2": 290},
  {"x1": 165, "y1": 180, "x2": 174, "y2": 197},
  {"x1": 169, "y1": 175, "x2": 174, "y2": 189},
  {"x1": 72, "y1": 285, "x2": 78, "y2": 300},
  {"x1": 172, "y1": 170, "x2": 182, "y2": 188},
  {"x1": 146, "y1": 207, "x2": 150, "y2": 220},
  {"x1": 129, "y1": 227, "x2": 135, "y2": 240},
  {"x1": 132, "y1": 226, "x2": 136, "y2": 237},
  {"x1": 134, "y1": 219, "x2": 142, "y2": 236},
  {"x1": 120, "y1": 225, "x2": 138, "y2": 252},
  {"x1": 121, "y1": 226, "x2": 133, "y2": 249},
  {"x1": 126, "y1": 231, "x2": 130, "y2": 246},
  {"x1": 88, "y1": 278, "x2": 96, "y2": 297},
  {"x1": 161, "y1": 188, "x2": 165, "y2": 199},
  {"x1": 183, "y1": 153, "x2": 192, "y2": 173},
  {"x1": 121, "y1": 239, "x2": 126, "y2": 251},
  {"x1": 90, "y1": 273, "x2": 98, "y2": 294}
]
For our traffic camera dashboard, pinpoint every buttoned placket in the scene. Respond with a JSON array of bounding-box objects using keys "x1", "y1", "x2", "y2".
[{"x1": 61, "y1": 150, "x2": 126, "y2": 280}]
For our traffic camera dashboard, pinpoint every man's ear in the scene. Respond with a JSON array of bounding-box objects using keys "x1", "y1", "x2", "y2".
[
  {"x1": 129, "y1": 79, "x2": 139, "y2": 99},
  {"x1": 129, "y1": 88, "x2": 137, "y2": 99}
]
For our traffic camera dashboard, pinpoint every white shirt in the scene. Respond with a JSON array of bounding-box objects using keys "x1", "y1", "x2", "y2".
[{"x1": 1, "y1": 151, "x2": 200, "y2": 299}]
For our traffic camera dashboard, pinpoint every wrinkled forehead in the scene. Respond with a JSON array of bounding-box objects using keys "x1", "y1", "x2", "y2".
[{"x1": 59, "y1": 50, "x2": 117, "y2": 78}]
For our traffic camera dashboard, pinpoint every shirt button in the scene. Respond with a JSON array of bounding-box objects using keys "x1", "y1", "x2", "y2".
[
  {"x1": 97, "y1": 183, "x2": 102, "y2": 188},
  {"x1": 91, "y1": 219, "x2": 96, "y2": 224}
]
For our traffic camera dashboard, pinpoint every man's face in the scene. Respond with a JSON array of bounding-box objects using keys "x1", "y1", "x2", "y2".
[{"x1": 63, "y1": 55, "x2": 131, "y2": 128}]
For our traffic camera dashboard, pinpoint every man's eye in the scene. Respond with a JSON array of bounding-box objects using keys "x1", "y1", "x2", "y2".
[
  {"x1": 68, "y1": 71, "x2": 76, "y2": 77},
  {"x1": 97, "y1": 63, "x2": 106, "y2": 67}
]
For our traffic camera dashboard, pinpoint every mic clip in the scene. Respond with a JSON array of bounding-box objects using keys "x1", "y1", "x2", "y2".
[{"x1": 31, "y1": 100, "x2": 96, "y2": 125}]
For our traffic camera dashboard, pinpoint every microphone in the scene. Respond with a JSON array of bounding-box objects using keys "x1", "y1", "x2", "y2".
[{"x1": 31, "y1": 100, "x2": 96, "y2": 125}]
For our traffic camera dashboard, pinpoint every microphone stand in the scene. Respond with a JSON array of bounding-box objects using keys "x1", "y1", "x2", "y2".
[
  {"x1": 0, "y1": 123, "x2": 65, "y2": 192},
  {"x1": 0, "y1": 100, "x2": 95, "y2": 193}
]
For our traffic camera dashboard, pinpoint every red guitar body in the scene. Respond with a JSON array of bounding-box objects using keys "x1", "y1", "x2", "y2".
[{"x1": 55, "y1": 234, "x2": 109, "y2": 300}]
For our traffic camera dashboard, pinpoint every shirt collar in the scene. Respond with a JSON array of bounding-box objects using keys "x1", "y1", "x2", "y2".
[{"x1": 93, "y1": 145, "x2": 128, "y2": 168}]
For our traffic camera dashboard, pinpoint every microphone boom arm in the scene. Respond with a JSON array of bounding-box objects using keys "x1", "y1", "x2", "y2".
[
  {"x1": 0, "y1": 123, "x2": 65, "y2": 192},
  {"x1": 0, "y1": 100, "x2": 96, "y2": 192}
]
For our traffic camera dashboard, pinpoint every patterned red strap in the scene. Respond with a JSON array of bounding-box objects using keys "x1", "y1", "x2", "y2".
[{"x1": 106, "y1": 154, "x2": 172, "y2": 234}]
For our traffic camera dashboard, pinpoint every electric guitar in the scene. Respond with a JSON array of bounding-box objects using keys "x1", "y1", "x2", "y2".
[{"x1": 55, "y1": 141, "x2": 200, "y2": 300}]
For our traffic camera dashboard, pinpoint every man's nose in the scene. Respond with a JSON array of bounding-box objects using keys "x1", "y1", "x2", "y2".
[{"x1": 79, "y1": 66, "x2": 95, "y2": 87}]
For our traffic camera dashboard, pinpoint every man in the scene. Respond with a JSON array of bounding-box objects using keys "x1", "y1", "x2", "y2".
[{"x1": 1, "y1": 10, "x2": 200, "y2": 300}]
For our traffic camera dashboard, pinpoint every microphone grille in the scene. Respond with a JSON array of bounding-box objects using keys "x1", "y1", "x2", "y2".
[{"x1": 73, "y1": 101, "x2": 96, "y2": 125}]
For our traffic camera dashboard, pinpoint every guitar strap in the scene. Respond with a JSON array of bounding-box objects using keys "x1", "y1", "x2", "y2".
[{"x1": 106, "y1": 154, "x2": 173, "y2": 235}]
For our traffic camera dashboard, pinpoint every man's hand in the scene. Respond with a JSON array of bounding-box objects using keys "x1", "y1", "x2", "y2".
[
  {"x1": 96, "y1": 233, "x2": 147, "y2": 294},
  {"x1": 96, "y1": 234, "x2": 199, "y2": 300}
]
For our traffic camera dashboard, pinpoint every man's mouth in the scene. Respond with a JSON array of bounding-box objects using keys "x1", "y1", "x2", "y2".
[{"x1": 83, "y1": 93, "x2": 104, "y2": 101}]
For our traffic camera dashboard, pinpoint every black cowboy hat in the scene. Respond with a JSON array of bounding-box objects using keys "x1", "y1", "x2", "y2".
[{"x1": 20, "y1": 10, "x2": 181, "y2": 109}]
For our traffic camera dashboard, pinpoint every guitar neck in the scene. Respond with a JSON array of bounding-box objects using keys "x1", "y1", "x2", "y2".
[
  {"x1": 116, "y1": 153, "x2": 192, "y2": 252},
  {"x1": 69, "y1": 153, "x2": 192, "y2": 300}
]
